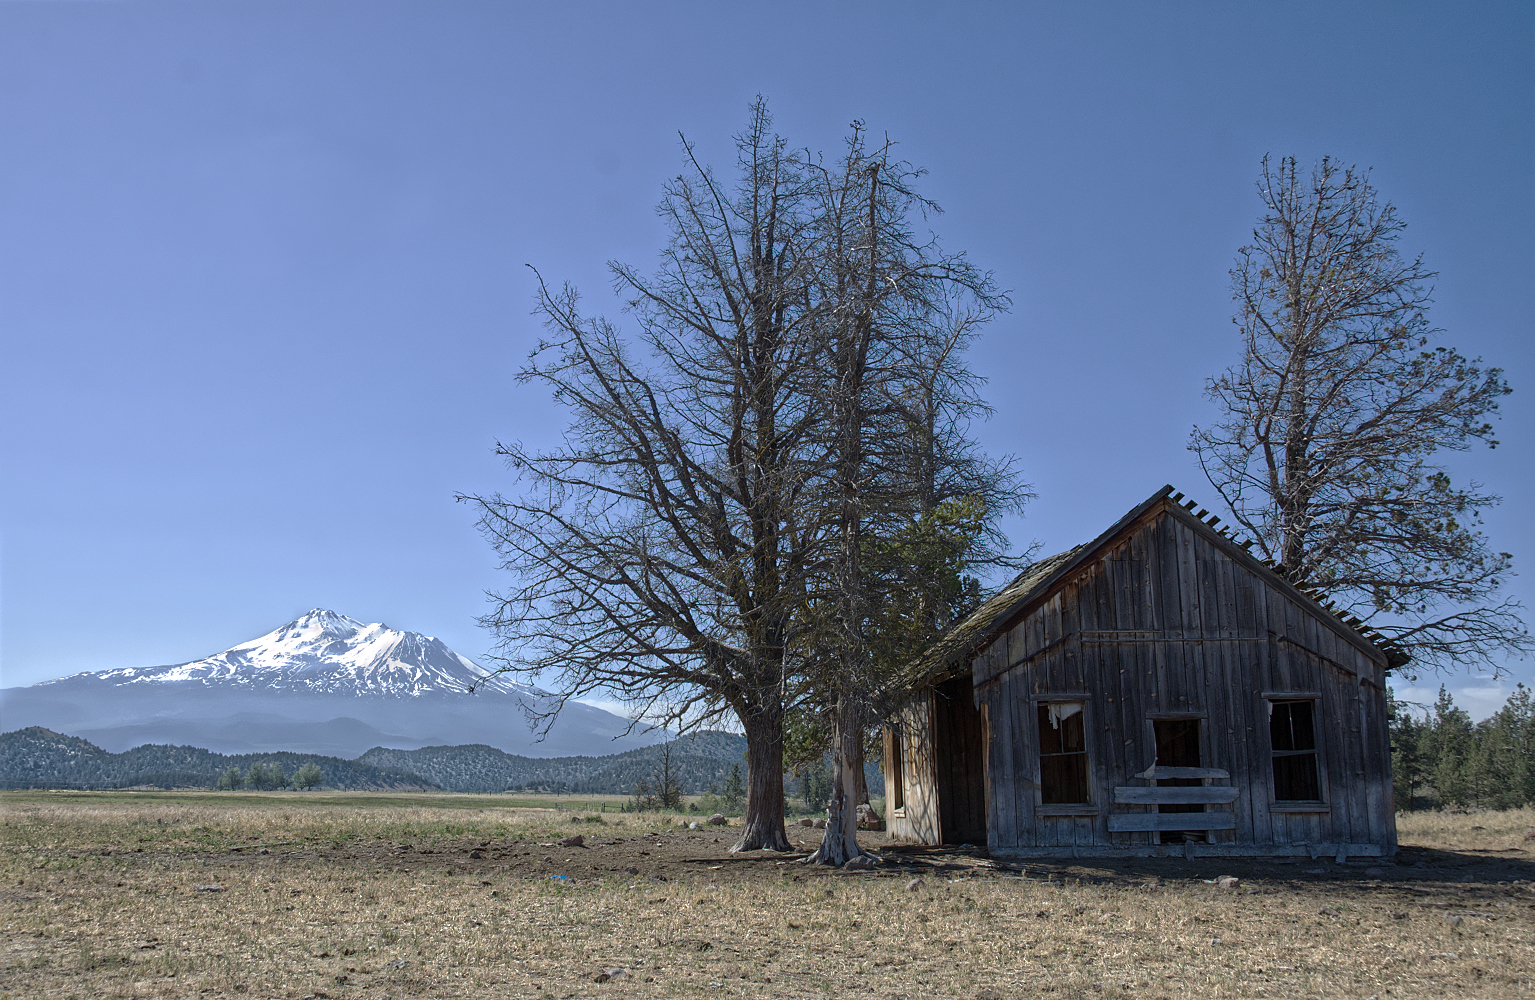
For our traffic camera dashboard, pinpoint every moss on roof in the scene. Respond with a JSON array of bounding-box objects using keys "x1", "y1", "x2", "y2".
[{"x1": 905, "y1": 545, "x2": 1084, "y2": 686}]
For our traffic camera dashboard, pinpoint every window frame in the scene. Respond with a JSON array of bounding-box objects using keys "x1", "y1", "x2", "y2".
[
  {"x1": 1263, "y1": 693, "x2": 1329, "y2": 808},
  {"x1": 1140, "y1": 711, "x2": 1210, "y2": 767},
  {"x1": 1031, "y1": 694, "x2": 1094, "y2": 811},
  {"x1": 884, "y1": 723, "x2": 906, "y2": 818}
]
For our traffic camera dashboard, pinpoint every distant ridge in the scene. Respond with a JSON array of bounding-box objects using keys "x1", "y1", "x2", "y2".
[
  {"x1": 0, "y1": 728, "x2": 884, "y2": 797},
  {"x1": 0, "y1": 727, "x2": 435, "y2": 791},
  {"x1": 358, "y1": 731, "x2": 752, "y2": 794}
]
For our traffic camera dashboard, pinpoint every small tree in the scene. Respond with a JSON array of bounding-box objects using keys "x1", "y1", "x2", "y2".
[
  {"x1": 1425, "y1": 687, "x2": 1475, "y2": 807},
  {"x1": 650, "y1": 741, "x2": 683, "y2": 811},
  {"x1": 631, "y1": 778, "x2": 656, "y2": 812},
  {"x1": 215, "y1": 767, "x2": 243, "y2": 791},
  {"x1": 1193, "y1": 155, "x2": 1526, "y2": 673},
  {"x1": 721, "y1": 762, "x2": 745, "y2": 812},
  {"x1": 293, "y1": 763, "x2": 323, "y2": 790},
  {"x1": 1388, "y1": 690, "x2": 1426, "y2": 811},
  {"x1": 799, "y1": 760, "x2": 833, "y2": 811},
  {"x1": 244, "y1": 762, "x2": 270, "y2": 790}
]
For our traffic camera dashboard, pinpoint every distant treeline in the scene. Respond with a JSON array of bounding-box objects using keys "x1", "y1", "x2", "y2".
[
  {"x1": 357, "y1": 731, "x2": 754, "y2": 794},
  {"x1": 1392, "y1": 685, "x2": 1535, "y2": 811},
  {"x1": 0, "y1": 728, "x2": 434, "y2": 791},
  {"x1": 1, "y1": 726, "x2": 887, "y2": 799}
]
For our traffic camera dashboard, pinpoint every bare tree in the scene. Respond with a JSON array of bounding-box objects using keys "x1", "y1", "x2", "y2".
[
  {"x1": 1193, "y1": 155, "x2": 1527, "y2": 673},
  {"x1": 462, "y1": 101, "x2": 823, "y2": 852},
  {"x1": 798, "y1": 126, "x2": 1020, "y2": 866}
]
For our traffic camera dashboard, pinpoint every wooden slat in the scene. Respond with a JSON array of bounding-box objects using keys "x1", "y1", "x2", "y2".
[
  {"x1": 1225, "y1": 555, "x2": 1260, "y2": 846},
  {"x1": 1108, "y1": 813, "x2": 1238, "y2": 833},
  {"x1": 994, "y1": 680, "x2": 1019, "y2": 848},
  {"x1": 1134, "y1": 765, "x2": 1230, "y2": 780},
  {"x1": 1114, "y1": 785, "x2": 1240, "y2": 805},
  {"x1": 1009, "y1": 666, "x2": 1032, "y2": 845},
  {"x1": 1174, "y1": 520, "x2": 1204, "y2": 712}
]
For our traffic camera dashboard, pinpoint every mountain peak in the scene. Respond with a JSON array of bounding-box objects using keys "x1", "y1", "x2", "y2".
[
  {"x1": 282, "y1": 609, "x2": 367, "y2": 641},
  {"x1": 41, "y1": 611, "x2": 543, "y2": 700}
]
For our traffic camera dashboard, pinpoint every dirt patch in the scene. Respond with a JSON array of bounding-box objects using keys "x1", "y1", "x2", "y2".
[{"x1": 207, "y1": 820, "x2": 1535, "y2": 896}]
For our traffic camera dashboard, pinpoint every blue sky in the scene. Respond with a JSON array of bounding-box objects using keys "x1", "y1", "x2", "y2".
[{"x1": 1, "y1": 2, "x2": 1530, "y2": 721}]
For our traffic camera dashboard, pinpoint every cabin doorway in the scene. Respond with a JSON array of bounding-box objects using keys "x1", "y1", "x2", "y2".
[
  {"x1": 932, "y1": 675, "x2": 988, "y2": 844},
  {"x1": 1152, "y1": 718, "x2": 1204, "y2": 844}
]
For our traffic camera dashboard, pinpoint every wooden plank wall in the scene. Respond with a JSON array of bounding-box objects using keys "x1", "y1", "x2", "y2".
[
  {"x1": 886, "y1": 693, "x2": 941, "y2": 844},
  {"x1": 977, "y1": 505, "x2": 1395, "y2": 852}
]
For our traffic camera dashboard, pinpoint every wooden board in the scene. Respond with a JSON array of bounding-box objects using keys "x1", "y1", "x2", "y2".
[
  {"x1": 1113, "y1": 785, "x2": 1240, "y2": 805},
  {"x1": 1134, "y1": 765, "x2": 1230, "y2": 780},
  {"x1": 1108, "y1": 813, "x2": 1238, "y2": 833}
]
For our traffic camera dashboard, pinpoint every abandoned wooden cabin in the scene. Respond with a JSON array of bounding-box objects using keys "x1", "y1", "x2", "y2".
[{"x1": 883, "y1": 485, "x2": 1407, "y2": 858}]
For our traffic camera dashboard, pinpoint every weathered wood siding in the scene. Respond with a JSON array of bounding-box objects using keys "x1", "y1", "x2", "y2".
[
  {"x1": 973, "y1": 505, "x2": 1395, "y2": 856},
  {"x1": 885, "y1": 693, "x2": 940, "y2": 844}
]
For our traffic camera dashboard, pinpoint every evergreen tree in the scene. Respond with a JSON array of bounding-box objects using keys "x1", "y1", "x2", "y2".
[
  {"x1": 1388, "y1": 689, "x2": 1426, "y2": 810},
  {"x1": 1426, "y1": 687, "x2": 1475, "y2": 807},
  {"x1": 721, "y1": 763, "x2": 745, "y2": 812}
]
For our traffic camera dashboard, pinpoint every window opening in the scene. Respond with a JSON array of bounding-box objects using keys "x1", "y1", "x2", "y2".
[
  {"x1": 1037, "y1": 702, "x2": 1088, "y2": 804},
  {"x1": 888, "y1": 726, "x2": 905, "y2": 812},
  {"x1": 1270, "y1": 700, "x2": 1321, "y2": 801},
  {"x1": 1152, "y1": 719, "x2": 1202, "y2": 844}
]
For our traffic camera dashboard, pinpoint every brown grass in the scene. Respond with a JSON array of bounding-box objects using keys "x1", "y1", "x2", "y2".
[
  {"x1": 2, "y1": 792, "x2": 1531, "y2": 999},
  {"x1": 1397, "y1": 806, "x2": 1535, "y2": 853}
]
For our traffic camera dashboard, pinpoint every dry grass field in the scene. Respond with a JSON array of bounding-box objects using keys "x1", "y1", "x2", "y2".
[{"x1": 1, "y1": 792, "x2": 1532, "y2": 999}]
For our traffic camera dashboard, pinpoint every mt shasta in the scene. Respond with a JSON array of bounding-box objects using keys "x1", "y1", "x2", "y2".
[{"x1": 1, "y1": 610, "x2": 663, "y2": 758}]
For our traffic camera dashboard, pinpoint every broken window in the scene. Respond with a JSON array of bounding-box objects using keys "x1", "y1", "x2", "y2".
[
  {"x1": 1037, "y1": 702, "x2": 1088, "y2": 804},
  {"x1": 887, "y1": 726, "x2": 905, "y2": 812},
  {"x1": 1270, "y1": 699, "x2": 1322, "y2": 801}
]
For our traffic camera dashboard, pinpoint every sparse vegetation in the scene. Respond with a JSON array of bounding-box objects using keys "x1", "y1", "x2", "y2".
[{"x1": 0, "y1": 790, "x2": 1529, "y2": 998}]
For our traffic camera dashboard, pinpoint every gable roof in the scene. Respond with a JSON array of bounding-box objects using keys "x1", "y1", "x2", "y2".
[{"x1": 908, "y1": 484, "x2": 1406, "y2": 686}]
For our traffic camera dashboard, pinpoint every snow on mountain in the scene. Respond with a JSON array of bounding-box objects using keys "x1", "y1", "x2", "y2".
[{"x1": 41, "y1": 609, "x2": 543, "y2": 699}]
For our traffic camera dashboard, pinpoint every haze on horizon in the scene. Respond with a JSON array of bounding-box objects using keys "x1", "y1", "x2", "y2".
[{"x1": 0, "y1": 2, "x2": 1529, "y2": 722}]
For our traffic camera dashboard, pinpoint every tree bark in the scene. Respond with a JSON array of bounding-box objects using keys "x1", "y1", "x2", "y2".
[
  {"x1": 731, "y1": 707, "x2": 792, "y2": 853},
  {"x1": 805, "y1": 694, "x2": 866, "y2": 865}
]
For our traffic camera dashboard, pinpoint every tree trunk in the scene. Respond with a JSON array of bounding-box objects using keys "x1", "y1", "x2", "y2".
[
  {"x1": 731, "y1": 708, "x2": 792, "y2": 853},
  {"x1": 805, "y1": 695, "x2": 866, "y2": 866}
]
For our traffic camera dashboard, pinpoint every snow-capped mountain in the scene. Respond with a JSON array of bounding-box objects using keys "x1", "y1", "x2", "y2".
[
  {"x1": 2, "y1": 610, "x2": 665, "y2": 758},
  {"x1": 45, "y1": 609, "x2": 542, "y2": 699}
]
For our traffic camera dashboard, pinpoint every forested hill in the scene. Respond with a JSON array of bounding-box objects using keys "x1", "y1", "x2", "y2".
[
  {"x1": 357, "y1": 731, "x2": 751, "y2": 793},
  {"x1": 0, "y1": 727, "x2": 755, "y2": 794},
  {"x1": 0, "y1": 727, "x2": 436, "y2": 791},
  {"x1": 1, "y1": 727, "x2": 883, "y2": 797}
]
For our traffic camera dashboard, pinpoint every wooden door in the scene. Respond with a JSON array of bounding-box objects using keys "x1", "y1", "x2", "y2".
[{"x1": 934, "y1": 675, "x2": 989, "y2": 844}]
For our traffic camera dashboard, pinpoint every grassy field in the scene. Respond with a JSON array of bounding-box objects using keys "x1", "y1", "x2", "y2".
[{"x1": 1, "y1": 791, "x2": 1531, "y2": 999}]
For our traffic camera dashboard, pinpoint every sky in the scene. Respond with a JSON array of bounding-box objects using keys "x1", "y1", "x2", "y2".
[{"x1": 0, "y1": 2, "x2": 1530, "y2": 722}]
